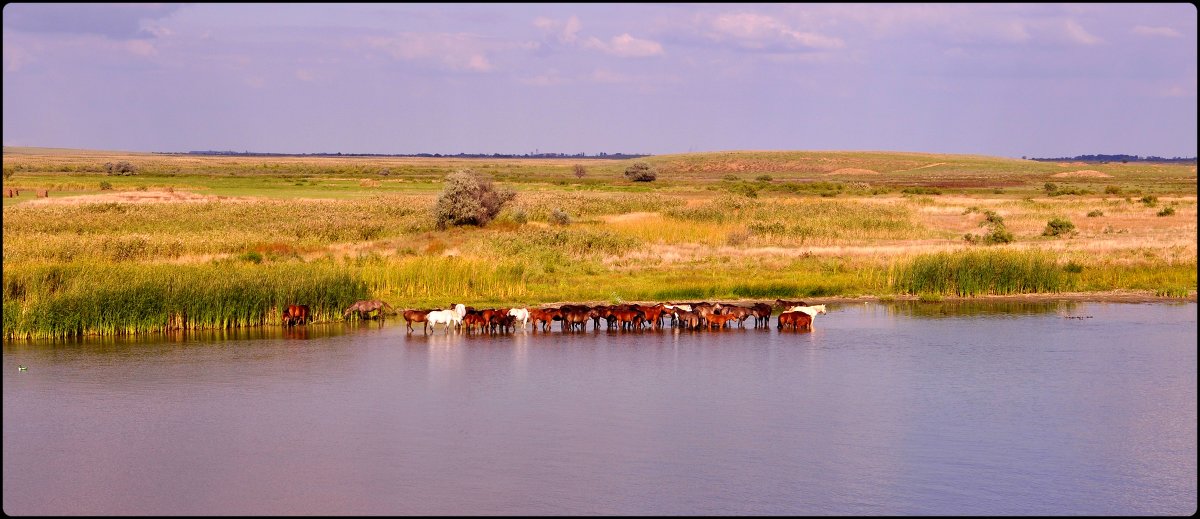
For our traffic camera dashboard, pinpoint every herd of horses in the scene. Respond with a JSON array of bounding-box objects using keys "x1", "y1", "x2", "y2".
[
  {"x1": 397, "y1": 299, "x2": 827, "y2": 334},
  {"x1": 281, "y1": 298, "x2": 828, "y2": 334}
]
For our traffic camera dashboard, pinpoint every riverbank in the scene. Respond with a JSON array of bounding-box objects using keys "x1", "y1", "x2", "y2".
[{"x1": 4, "y1": 148, "x2": 1194, "y2": 339}]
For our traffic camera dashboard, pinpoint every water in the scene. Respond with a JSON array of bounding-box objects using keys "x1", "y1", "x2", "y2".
[{"x1": 3, "y1": 302, "x2": 1196, "y2": 515}]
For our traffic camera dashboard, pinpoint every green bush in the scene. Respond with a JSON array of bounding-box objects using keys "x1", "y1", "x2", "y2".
[
  {"x1": 550, "y1": 208, "x2": 572, "y2": 226},
  {"x1": 623, "y1": 162, "x2": 657, "y2": 182},
  {"x1": 1140, "y1": 195, "x2": 1158, "y2": 207},
  {"x1": 99, "y1": 181, "x2": 113, "y2": 191},
  {"x1": 1042, "y1": 217, "x2": 1076, "y2": 237},
  {"x1": 434, "y1": 169, "x2": 516, "y2": 229},
  {"x1": 1104, "y1": 185, "x2": 1122, "y2": 195},
  {"x1": 1157, "y1": 206, "x2": 1175, "y2": 217},
  {"x1": 1086, "y1": 209, "x2": 1103, "y2": 217}
]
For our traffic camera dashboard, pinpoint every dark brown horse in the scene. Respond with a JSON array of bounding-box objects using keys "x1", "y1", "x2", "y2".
[
  {"x1": 750, "y1": 303, "x2": 772, "y2": 327},
  {"x1": 282, "y1": 304, "x2": 311, "y2": 326},
  {"x1": 777, "y1": 311, "x2": 813, "y2": 331},
  {"x1": 345, "y1": 300, "x2": 395, "y2": 320},
  {"x1": 775, "y1": 299, "x2": 808, "y2": 310}
]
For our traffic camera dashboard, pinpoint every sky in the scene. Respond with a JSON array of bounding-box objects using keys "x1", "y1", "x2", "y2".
[{"x1": 2, "y1": 3, "x2": 1196, "y2": 158}]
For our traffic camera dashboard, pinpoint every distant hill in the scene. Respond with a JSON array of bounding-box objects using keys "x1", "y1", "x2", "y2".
[
  {"x1": 1027, "y1": 154, "x2": 1195, "y2": 164},
  {"x1": 179, "y1": 150, "x2": 651, "y2": 160}
]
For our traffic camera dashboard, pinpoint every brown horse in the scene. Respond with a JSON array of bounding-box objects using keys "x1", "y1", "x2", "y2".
[
  {"x1": 402, "y1": 309, "x2": 433, "y2": 333},
  {"x1": 345, "y1": 299, "x2": 395, "y2": 320},
  {"x1": 719, "y1": 304, "x2": 754, "y2": 328},
  {"x1": 673, "y1": 309, "x2": 701, "y2": 329},
  {"x1": 461, "y1": 312, "x2": 489, "y2": 334},
  {"x1": 529, "y1": 308, "x2": 560, "y2": 331},
  {"x1": 706, "y1": 313, "x2": 738, "y2": 329},
  {"x1": 775, "y1": 299, "x2": 808, "y2": 310},
  {"x1": 750, "y1": 303, "x2": 773, "y2": 327},
  {"x1": 777, "y1": 311, "x2": 813, "y2": 331},
  {"x1": 282, "y1": 304, "x2": 311, "y2": 326}
]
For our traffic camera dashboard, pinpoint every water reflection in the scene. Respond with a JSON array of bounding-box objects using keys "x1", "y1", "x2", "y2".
[{"x1": 2, "y1": 302, "x2": 1194, "y2": 515}]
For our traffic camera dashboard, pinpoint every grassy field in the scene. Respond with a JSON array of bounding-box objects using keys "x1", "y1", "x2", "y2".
[{"x1": 3, "y1": 147, "x2": 1196, "y2": 339}]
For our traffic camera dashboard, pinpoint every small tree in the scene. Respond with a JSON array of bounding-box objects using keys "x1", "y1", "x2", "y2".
[
  {"x1": 623, "y1": 162, "x2": 657, "y2": 182},
  {"x1": 573, "y1": 164, "x2": 587, "y2": 178},
  {"x1": 434, "y1": 169, "x2": 516, "y2": 229}
]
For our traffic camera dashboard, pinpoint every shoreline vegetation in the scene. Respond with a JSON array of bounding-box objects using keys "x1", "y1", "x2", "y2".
[{"x1": 3, "y1": 147, "x2": 1195, "y2": 340}]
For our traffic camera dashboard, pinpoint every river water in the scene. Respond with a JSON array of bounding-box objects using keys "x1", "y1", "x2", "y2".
[{"x1": 3, "y1": 301, "x2": 1196, "y2": 515}]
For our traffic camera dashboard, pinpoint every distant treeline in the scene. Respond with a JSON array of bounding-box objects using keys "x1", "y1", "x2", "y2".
[
  {"x1": 175, "y1": 150, "x2": 651, "y2": 160},
  {"x1": 1027, "y1": 154, "x2": 1196, "y2": 164}
]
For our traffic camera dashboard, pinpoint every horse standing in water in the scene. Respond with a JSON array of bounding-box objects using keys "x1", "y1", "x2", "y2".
[
  {"x1": 282, "y1": 304, "x2": 311, "y2": 326},
  {"x1": 777, "y1": 311, "x2": 813, "y2": 331},
  {"x1": 345, "y1": 300, "x2": 395, "y2": 320}
]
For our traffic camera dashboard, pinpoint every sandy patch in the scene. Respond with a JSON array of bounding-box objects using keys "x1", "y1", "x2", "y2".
[
  {"x1": 825, "y1": 168, "x2": 879, "y2": 175},
  {"x1": 601, "y1": 212, "x2": 660, "y2": 223},
  {"x1": 1051, "y1": 170, "x2": 1112, "y2": 178},
  {"x1": 894, "y1": 162, "x2": 946, "y2": 172}
]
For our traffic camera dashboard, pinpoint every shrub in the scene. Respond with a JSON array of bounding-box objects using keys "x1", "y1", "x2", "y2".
[
  {"x1": 433, "y1": 169, "x2": 516, "y2": 229},
  {"x1": 1042, "y1": 217, "x2": 1075, "y2": 237},
  {"x1": 99, "y1": 181, "x2": 113, "y2": 191},
  {"x1": 549, "y1": 208, "x2": 572, "y2": 226},
  {"x1": 104, "y1": 161, "x2": 137, "y2": 176},
  {"x1": 1157, "y1": 206, "x2": 1175, "y2": 217},
  {"x1": 239, "y1": 251, "x2": 263, "y2": 264},
  {"x1": 1104, "y1": 185, "x2": 1122, "y2": 195},
  {"x1": 573, "y1": 164, "x2": 587, "y2": 178},
  {"x1": 1063, "y1": 261, "x2": 1084, "y2": 273},
  {"x1": 1086, "y1": 209, "x2": 1103, "y2": 217},
  {"x1": 1140, "y1": 195, "x2": 1158, "y2": 207},
  {"x1": 755, "y1": 175, "x2": 773, "y2": 182},
  {"x1": 378, "y1": 168, "x2": 391, "y2": 176},
  {"x1": 726, "y1": 228, "x2": 751, "y2": 246},
  {"x1": 1044, "y1": 182, "x2": 1058, "y2": 194},
  {"x1": 623, "y1": 162, "x2": 657, "y2": 182},
  {"x1": 982, "y1": 225, "x2": 1014, "y2": 244}
]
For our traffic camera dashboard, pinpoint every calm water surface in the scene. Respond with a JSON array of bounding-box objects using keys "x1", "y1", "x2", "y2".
[{"x1": 3, "y1": 301, "x2": 1196, "y2": 515}]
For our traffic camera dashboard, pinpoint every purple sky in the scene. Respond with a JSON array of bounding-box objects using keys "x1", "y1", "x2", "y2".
[{"x1": 3, "y1": 3, "x2": 1196, "y2": 158}]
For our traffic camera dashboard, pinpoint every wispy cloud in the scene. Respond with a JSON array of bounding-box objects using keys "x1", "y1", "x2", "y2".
[
  {"x1": 705, "y1": 12, "x2": 843, "y2": 50},
  {"x1": 1132, "y1": 25, "x2": 1182, "y2": 38},
  {"x1": 534, "y1": 15, "x2": 664, "y2": 57},
  {"x1": 1063, "y1": 19, "x2": 1102, "y2": 45},
  {"x1": 582, "y1": 33, "x2": 664, "y2": 57},
  {"x1": 364, "y1": 32, "x2": 498, "y2": 72}
]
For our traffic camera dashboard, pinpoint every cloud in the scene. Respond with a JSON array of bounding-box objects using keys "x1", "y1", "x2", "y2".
[
  {"x1": 1132, "y1": 25, "x2": 1182, "y2": 38},
  {"x1": 534, "y1": 15, "x2": 662, "y2": 57},
  {"x1": 582, "y1": 33, "x2": 664, "y2": 57},
  {"x1": 706, "y1": 12, "x2": 844, "y2": 50},
  {"x1": 365, "y1": 32, "x2": 500, "y2": 72},
  {"x1": 1063, "y1": 19, "x2": 1102, "y2": 45}
]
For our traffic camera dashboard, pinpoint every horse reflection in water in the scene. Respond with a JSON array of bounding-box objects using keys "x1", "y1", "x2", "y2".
[{"x1": 282, "y1": 325, "x2": 311, "y2": 340}]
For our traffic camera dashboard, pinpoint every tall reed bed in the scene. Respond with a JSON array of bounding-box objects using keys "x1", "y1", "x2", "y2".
[
  {"x1": 3, "y1": 260, "x2": 367, "y2": 339},
  {"x1": 891, "y1": 249, "x2": 1067, "y2": 296},
  {"x1": 357, "y1": 256, "x2": 532, "y2": 306}
]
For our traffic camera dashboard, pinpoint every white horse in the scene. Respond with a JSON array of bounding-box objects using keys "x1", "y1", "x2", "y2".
[
  {"x1": 508, "y1": 308, "x2": 530, "y2": 331},
  {"x1": 786, "y1": 304, "x2": 827, "y2": 318},
  {"x1": 425, "y1": 309, "x2": 462, "y2": 333}
]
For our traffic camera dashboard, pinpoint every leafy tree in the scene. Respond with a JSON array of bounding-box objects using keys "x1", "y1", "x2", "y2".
[
  {"x1": 434, "y1": 169, "x2": 516, "y2": 229},
  {"x1": 573, "y1": 164, "x2": 587, "y2": 178}
]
